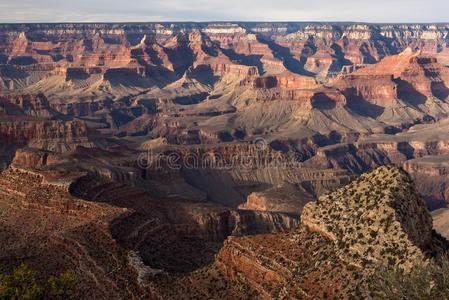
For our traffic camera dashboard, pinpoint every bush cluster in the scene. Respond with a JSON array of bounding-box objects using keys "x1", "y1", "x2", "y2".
[
  {"x1": 366, "y1": 256, "x2": 449, "y2": 299},
  {"x1": 0, "y1": 264, "x2": 77, "y2": 300}
]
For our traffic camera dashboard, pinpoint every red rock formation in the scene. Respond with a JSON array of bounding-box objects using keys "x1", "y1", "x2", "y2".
[
  {"x1": 239, "y1": 184, "x2": 314, "y2": 215},
  {"x1": 335, "y1": 74, "x2": 397, "y2": 102},
  {"x1": 251, "y1": 72, "x2": 317, "y2": 89},
  {"x1": 0, "y1": 119, "x2": 91, "y2": 151},
  {"x1": 403, "y1": 156, "x2": 449, "y2": 209},
  {"x1": 50, "y1": 98, "x2": 110, "y2": 116},
  {"x1": 11, "y1": 148, "x2": 53, "y2": 168},
  {"x1": 0, "y1": 94, "x2": 53, "y2": 117},
  {"x1": 330, "y1": 49, "x2": 449, "y2": 108}
]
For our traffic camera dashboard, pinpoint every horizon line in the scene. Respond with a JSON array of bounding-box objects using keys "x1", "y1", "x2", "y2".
[{"x1": 1, "y1": 20, "x2": 449, "y2": 25}]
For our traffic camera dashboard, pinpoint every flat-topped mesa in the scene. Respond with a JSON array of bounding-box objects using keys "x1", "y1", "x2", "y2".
[
  {"x1": 335, "y1": 74, "x2": 398, "y2": 103},
  {"x1": 239, "y1": 184, "x2": 315, "y2": 216},
  {"x1": 311, "y1": 89, "x2": 347, "y2": 107},
  {"x1": 202, "y1": 23, "x2": 247, "y2": 35},
  {"x1": 244, "y1": 73, "x2": 347, "y2": 108},
  {"x1": 49, "y1": 98, "x2": 110, "y2": 116},
  {"x1": 10, "y1": 147, "x2": 70, "y2": 170},
  {"x1": 251, "y1": 72, "x2": 318, "y2": 90},
  {"x1": 301, "y1": 165, "x2": 434, "y2": 270},
  {"x1": 209, "y1": 63, "x2": 259, "y2": 77}
]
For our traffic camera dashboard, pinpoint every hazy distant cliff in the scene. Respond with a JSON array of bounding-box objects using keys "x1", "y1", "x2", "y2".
[{"x1": 1, "y1": 22, "x2": 448, "y2": 39}]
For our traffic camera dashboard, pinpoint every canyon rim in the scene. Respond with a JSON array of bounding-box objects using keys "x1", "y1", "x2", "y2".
[{"x1": 2, "y1": 1, "x2": 449, "y2": 298}]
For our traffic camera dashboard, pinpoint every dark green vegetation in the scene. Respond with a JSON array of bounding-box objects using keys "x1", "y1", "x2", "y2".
[
  {"x1": 367, "y1": 256, "x2": 449, "y2": 299},
  {"x1": 0, "y1": 264, "x2": 77, "y2": 300}
]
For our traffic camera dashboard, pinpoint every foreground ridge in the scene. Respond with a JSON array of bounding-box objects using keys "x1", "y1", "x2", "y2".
[
  {"x1": 214, "y1": 166, "x2": 448, "y2": 299},
  {"x1": 302, "y1": 165, "x2": 433, "y2": 270}
]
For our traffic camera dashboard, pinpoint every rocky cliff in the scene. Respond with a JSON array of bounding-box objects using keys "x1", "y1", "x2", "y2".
[
  {"x1": 0, "y1": 167, "x2": 142, "y2": 299},
  {"x1": 1, "y1": 22, "x2": 449, "y2": 99},
  {"x1": 212, "y1": 166, "x2": 448, "y2": 299},
  {"x1": 0, "y1": 119, "x2": 93, "y2": 152},
  {"x1": 2, "y1": 23, "x2": 449, "y2": 153},
  {"x1": 1, "y1": 131, "x2": 448, "y2": 299}
]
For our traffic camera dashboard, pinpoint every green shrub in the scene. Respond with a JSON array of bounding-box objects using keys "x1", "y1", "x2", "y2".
[
  {"x1": 366, "y1": 256, "x2": 449, "y2": 299},
  {"x1": 0, "y1": 264, "x2": 77, "y2": 300},
  {"x1": 47, "y1": 271, "x2": 77, "y2": 300},
  {"x1": 0, "y1": 264, "x2": 43, "y2": 300}
]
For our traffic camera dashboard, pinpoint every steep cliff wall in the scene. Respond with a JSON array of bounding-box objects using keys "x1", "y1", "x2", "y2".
[{"x1": 0, "y1": 119, "x2": 93, "y2": 152}]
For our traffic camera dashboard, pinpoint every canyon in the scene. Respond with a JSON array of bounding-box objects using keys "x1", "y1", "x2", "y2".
[{"x1": 2, "y1": 22, "x2": 449, "y2": 298}]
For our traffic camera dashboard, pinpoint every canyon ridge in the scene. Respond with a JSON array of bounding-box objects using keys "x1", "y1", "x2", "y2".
[{"x1": 2, "y1": 22, "x2": 449, "y2": 299}]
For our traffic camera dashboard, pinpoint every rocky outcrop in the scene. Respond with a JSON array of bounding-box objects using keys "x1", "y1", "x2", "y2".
[
  {"x1": 11, "y1": 148, "x2": 56, "y2": 168},
  {"x1": 0, "y1": 94, "x2": 56, "y2": 117},
  {"x1": 301, "y1": 166, "x2": 434, "y2": 269},
  {"x1": 403, "y1": 155, "x2": 449, "y2": 209},
  {"x1": 239, "y1": 184, "x2": 314, "y2": 215},
  {"x1": 251, "y1": 72, "x2": 317, "y2": 90},
  {"x1": 0, "y1": 167, "x2": 144, "y2": 299},
  {"x1": 0, "y1": 119, "x2": 93, "y2": 152},
  {"x1": 214, "y1": 166, "x2": 448, "y2": 298},
  {"x1": 432, "y1": 208, "x2": 449, "y2": 240},
  {"x1": 334, "y1": 49, "x2": 449, "y2": 105}
]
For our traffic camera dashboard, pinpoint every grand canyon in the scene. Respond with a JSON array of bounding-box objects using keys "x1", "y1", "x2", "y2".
[{"x1": 2, "y1": 22, "x2": 449, "y2": 298}]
